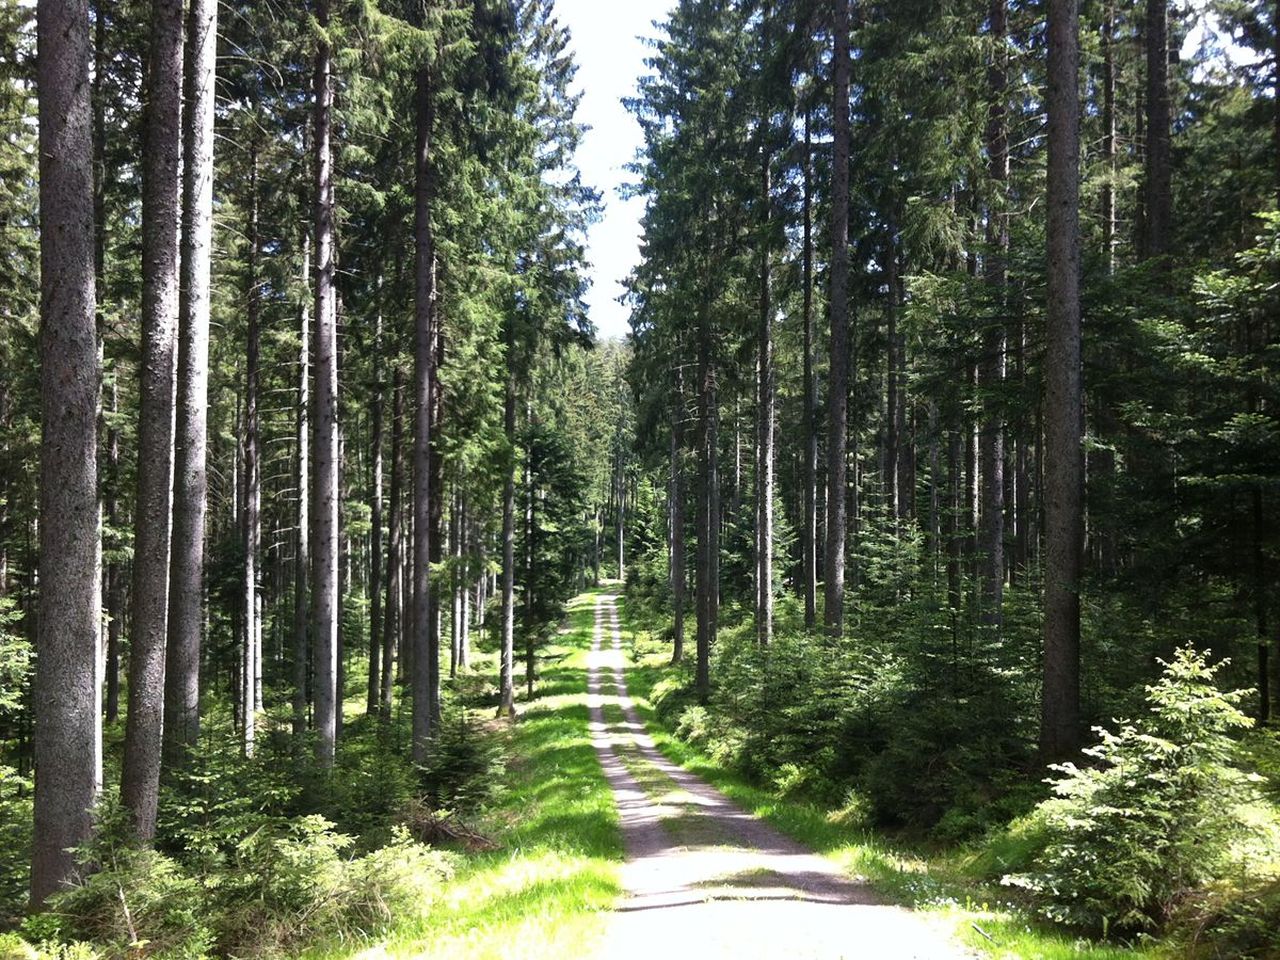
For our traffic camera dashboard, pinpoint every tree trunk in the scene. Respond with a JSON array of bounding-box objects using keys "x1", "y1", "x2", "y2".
[
  {"x1": 311, "y1": 0, "x2": 340, "y2": 767},
  {"x1": 801, "y1": 108, "x2": 818, "y2": 629},
  {"x1": 428, "y1": 317, "x2": 444, "y2": 719},
  {"x1": 1142, "y1": 0, "x2": 1171, "y2": 259},
  {"x1": 384, "y1": 370, "x2": 405, "y2": 719},
  {"x1": 671, "y1": 362, "x2": 685, "y2": 664},
  {"x1": 163, "y1": 0, "x2": 216, "y2": 765},
  {"x1": 695, "y1": 298, "x2": 717, "y2": 701},
  {"x1": 499, "y1": 364, "x2": 518, "y2": 717},
  {"x1": 106, "y1": 378, "x2": 122, "y2": 724},
  {"x1": 1042, "y1": 0, "x2": 1084, "y2": 761},
  {"x1": 242, "y1": 146, "x2": 261, "y2": 758},
  {"x1": 367, "y1": 278, "x2": 384, "y2": 715},
  {"x1": 1102, "y1": 0, "x2": 1116, "y2": 273},
  {"x1": 756, "y1": 148, "x2": 774, "y2": 646},
  {"x1": 980, "y1": 0, "x2": 1008, "y2": 630},
  {"x1": 824, "y1": 0, "x2": 851, "y2": 637},
  {"x1": 885, "y1": 238, "x2": 900, "y2": 522},
  {"x1": 292, "y1": 224, "x2": 311, "y2": 741},
  {"x1": 459, "y1": 499, "x2": 471, "y2": 670},
  {"x1": 32, "y1": 0, "x2": 102, "y2": 903},
  {"x1": 412, "y1": 61, "x2": 437, "y2": 759},
  {"x1": 122, "y1": 0, "x2": 183, "y2": 841}
]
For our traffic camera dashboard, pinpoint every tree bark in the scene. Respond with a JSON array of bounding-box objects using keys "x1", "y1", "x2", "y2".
[
  {"x1": 106, "y1": 378, "x2": 122, "y2": 725},
  {"x1": 242, "y1": 146, "x2": 261, "y2": 758},
  {"x1": 695, "y1": 298, "x2": 717, "y2": 701},
  {"x1": 413, "y1": 61, "x2": 437, "y2": 757},
  {"x1": 824, "y1": 0, "x2": 851, "y2": 637},
  {"x1": 163, "y1": 0, "x2": 216, "y2": 765},
  {"x1": 32, "y1": 0, "x2": 102, "y2": 904},
  {"x1": 384, "y1": 370, "x2": 405, "y2": 719},
  {"x1": 671, "y1": 362, "x2": 685, "y2": 664},
  {"x1": 801, "y1": 108, "x2": 818, "y2": 629},
  {"x1": 499, "y1": 364, "x2": 518, "y2": 717},
  {"x1": 1102, "y1": 0, "x2": 1116, "y2": 273},
  {"x1": 367, "y1": 277, "x2": 384, "y2": 715},
  {"x1": 756, "y1": 148, "x2": 774, "y2": 646},
  {"x1": 311, "y1": 0, "x2": 340, "y2": 767},
  {"x1": 1142, "y1": 0, "x2": 1171, "y2": 259},
  {"x1": 980, "y1": 0, "x2": 1008, "y2": 630},
  {"x1": 122, "y1": 0, "x2": 183, "y2": 841},
  {"x1": 292, "y1": 224, "x2": 311, "y2": 741},
  {"x1": 1042, "y1": 0, "x2": 1084, "y2": 761}
]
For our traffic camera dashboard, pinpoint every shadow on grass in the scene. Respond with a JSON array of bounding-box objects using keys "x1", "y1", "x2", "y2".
[{"x1": 310, "y1": 588, "x2": 624, "y2": 960}]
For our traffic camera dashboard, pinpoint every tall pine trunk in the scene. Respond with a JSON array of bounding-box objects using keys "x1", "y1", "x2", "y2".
[
  {"x1": 311, "y1": 0, "x2": 340, "y2": 767},
  {"x1": 242, "y1": 147, "x2": 262, "y2": 758},
  {"x1": 1142, "y1": 0, "x2": 1171, "y2": 259},
  {"x1": 122, "y1": 0, "x2": 183, "y2": 840},
  {"x1": 980, "y1": 0, "x2": 1008, "y2": 630},
  {"x1": 756, "y1": 148, "x2": 774, "y2": 646},
  {"x1": 32, "y1": 0, "x2": 102, "y2": 903},
  {"x1": 695, "y1": 299, "x2": 717, "y2": 701},
  {"x1": 164, "y1": 0, "x2": 216, "y2": 764},
  {"x1": 292, "y1": 224, "x2": 311, "y2": 741},
  {"x1": 412, "y1": 62, "x2": 437, "y2": 757},
  {"x1": 1042, "y1": 0, "x2": 1084, "y2": 761},
  {"x1": 384, "y1": 371, "x2": 405, "y2": 719},
  {"x1": 671, "y1": 362, "x2": 685, "y2": 664},
  {"x1": 824, "y1": 0, "x2": 851, "y2": 637},
  {"x1": 367, "y1": 279, "x2": 384, "y2": 715},
  {"x1": 801, "y1": 108, "x2": 818, "y2": 629},
  {"x1": 499, "y1": 362, "x2": 518, "y2": 717}
]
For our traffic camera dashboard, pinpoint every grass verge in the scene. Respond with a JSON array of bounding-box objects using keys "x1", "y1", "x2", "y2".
[{"x1": 311, "y1": 590, "x2": 623, "y2": 960}]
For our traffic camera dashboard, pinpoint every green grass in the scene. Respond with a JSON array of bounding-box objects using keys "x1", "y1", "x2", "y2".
[
  {"x1": 613, "y1": 594, "x2": 1160, "y2": 960},
  {"x1": 311, "y1": 590, "x2": 624, "y2": 960}
]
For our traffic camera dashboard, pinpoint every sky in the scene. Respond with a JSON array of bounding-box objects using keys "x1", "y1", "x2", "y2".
[{"x1": 557, "y1": 0, "x2": 675, "y2": 342}]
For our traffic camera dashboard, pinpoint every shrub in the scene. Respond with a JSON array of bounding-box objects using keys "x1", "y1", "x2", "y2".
[
  {"x1": 0, "y1": 766, "x2": 32, "y2": 928},
  {"x1": 39, "y1": 805, "x2": 211, "y2": 960},
  {"x1": 1004, "y1": 646, "x2": 1260, "y2": 935},
  {"x1": 214, "y1": 816, "x2": 448, "y2": 957},
  {"x1": 417, "y1": 710, "x2": 507, "y2": 812}
]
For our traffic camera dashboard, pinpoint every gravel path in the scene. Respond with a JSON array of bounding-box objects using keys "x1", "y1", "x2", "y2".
[{"x1": 587, "y1": 593, "x2": 970, "y2": 960}]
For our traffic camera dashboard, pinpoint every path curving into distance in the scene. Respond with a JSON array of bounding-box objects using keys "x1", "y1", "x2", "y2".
[{"x1": 586, "y1": 593, "x2": 971, "y2": 960}]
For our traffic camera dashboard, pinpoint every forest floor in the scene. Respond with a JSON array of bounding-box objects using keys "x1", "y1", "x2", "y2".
[{"x1": 586, "y1": 590, "x2": 969, "y2": 959}]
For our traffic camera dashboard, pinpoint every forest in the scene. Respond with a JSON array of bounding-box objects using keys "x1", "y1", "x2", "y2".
[{"x1": 3, "y1": 0, "x2": 1280, "y2": 958}]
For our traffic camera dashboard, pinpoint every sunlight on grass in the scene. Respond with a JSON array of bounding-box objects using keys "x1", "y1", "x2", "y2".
[{"x1": 311, "y1": 590, "x2": 624, "y2": 960}]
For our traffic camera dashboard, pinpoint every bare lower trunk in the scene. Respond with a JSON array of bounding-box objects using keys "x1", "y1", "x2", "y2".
[
  {"x1": 367, "y1": 281, "x2": 384, "y2": 715},
  {"x1": 824, "y1": 0, "x2": 851, "y2": 637},
  {"x1": 292, "y1": 227, "x2": 311, "y2": 741},
  {"x1": 1041, "y1": 0, "x2": 1083, "y2": 761},
  {"x1": 499, "y1": 366, "x2": 518, "y2": 717},
  {"x1": 695, "y1": 302, "x2": 718, "y2": 701},
  {"x1": 163, "y1": 0, "x2": 216, "y2": 764},
  {"x1": 106, "y1": 379, "x2": 122, "y2": 724},
  {"x1": 122, "y1": 0, "x2": 183, "y2": 841},
  {"x1": 756, "y1": 149, "x2": 774, "y2": 647},
  {"x1": 1142, "y1": 0, "x2": 1171, "y2": 259},
  {"x1": 980, "y1": 0, "x2": 1008, "y2": 630},
  {"x1": 32, "y1": 0, "x2": 102, "y2": 903},
  {"x1": 311, "y1": 0, "x2": 340, "y2": 767},
  {"x1": 383, "y1": 371, "x2": 405, "y2": 719},
  {"x1": 671, "y1": 363, "x2": 685, "y2": 664},
  {"x1": 412, "y1": 63, "x2": 437, "y2": 758},
  {"x1": 242, "y1": 148, "x2": 261, "y2": 758},
  {"x1": 801, "y1": 109, "x2": 817, "y2": 629}
]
